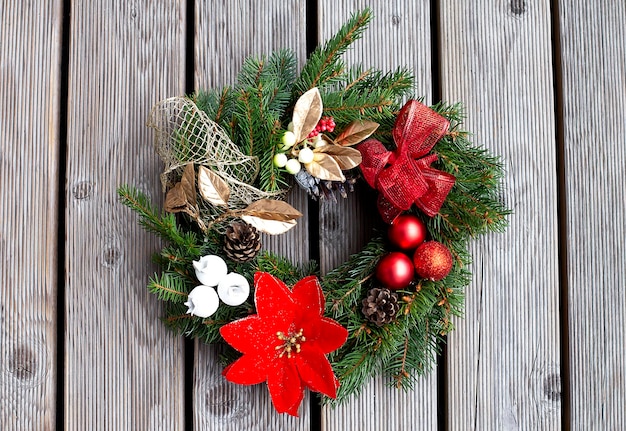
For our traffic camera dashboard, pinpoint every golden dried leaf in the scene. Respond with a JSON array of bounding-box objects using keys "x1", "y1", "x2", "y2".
[
  {"x1": 306, "y1": 153, "x2": 346, "y2": 182},
  {"x1": 180, "y1": 163, "x2": 197, "y2": 207},
  {"x1": 164, "y1": 163, "x2": 196, "y2": 213},
  {"x1": 164, "y1": 182, "x2": 189, "y2": 213},
  {"x1": 241, "y1": 216, "x2": 298, "y2": 235},
  {"x1": 292, "y1": 87, "x2": 323, "y2": 142},
  {"x1": 197, "y1": 166, "x2": 230, "y2": 206},
  {"x1": 314, "y1": 145, "x2": 362, "y2": 170},
  {"x1": 243, "y1": 199, "x2": 303, "y2": 222},
  {"x1": 335, "y1": 120, "x2": 380, "y2": 146}
]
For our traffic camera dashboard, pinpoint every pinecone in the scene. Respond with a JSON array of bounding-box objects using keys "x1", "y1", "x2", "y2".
[
  {"x1": 362, "y1": 287, "x2": 400, "y2": 326},
  {"x1": 294, "y1": 169, "x2": 359, "y2": 202},
  {"x1": 223, "y1": 221, "x2": 262, "y2": 263}
]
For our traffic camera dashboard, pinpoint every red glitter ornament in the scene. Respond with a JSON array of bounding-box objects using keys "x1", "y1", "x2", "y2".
[
  {"x1": 413, "y1": 241, "x2": 453, "y2": 281},
  {"x1": 375, "y1": 252, "x2": 415, "y2": 290},
  {"x1": 388, "y1": 214, "x2": 427, "y2": 251}
]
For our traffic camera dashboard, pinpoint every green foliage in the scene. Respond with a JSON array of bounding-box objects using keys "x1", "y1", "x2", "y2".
[
  {"x1": 293, "y1": 8, "x2": 373, "y2": 95},
  {"x1": 148, "y1": 271, "x2": 191, "y2": 303},
  {"x1": 321, "y1": 67, "x2": 414, "y2": 125},
  {"x1": 429, "y1": 102, "x2": 510, "y2": 244},
  {"x1": 195, "y1": 49, "x2": 297, "y2": 192},
  {"x1": 117, "y1": 185, "x2": 202, "y2": 253},
  {"x1": 194, "y1": 8, "x2": 414, "y2": 193}
]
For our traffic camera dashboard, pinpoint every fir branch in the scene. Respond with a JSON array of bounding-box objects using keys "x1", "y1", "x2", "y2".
[
  {"x1": 320, "y1": 67, "x2": 413, "y2": 128},
  {"x1": 293, "y1": 8, "x2": 373, "y2": 95},
  {"x1": 117, "y1": 185, "x2": 202, "y2": 254},
  {"x1": 194, "y1": 87, "x2": 235, "y2": 135},
  {"x1": 253, "y1": 251, "x2": 317, "y2": 286},
  {"x1": 229, "y1": 50, "x2": 297, "y2": 191},
  {"x1": 233, "y1": 88, "x2": 257, "y2": 157},
  {"x1": 258, "y1": 118, "x2": 289, "y2": 191},
  {"x1": 148, "y1": 271, "x2": 190, "y2": 303}
]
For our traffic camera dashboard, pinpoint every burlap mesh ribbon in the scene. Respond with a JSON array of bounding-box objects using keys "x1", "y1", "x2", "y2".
[{"x1": 147, "y1": 97, "x2": 282, "y2": 219}]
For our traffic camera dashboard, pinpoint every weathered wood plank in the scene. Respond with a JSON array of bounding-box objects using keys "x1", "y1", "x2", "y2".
[
  {"x1": 439, "y1": 1, "x2": 562, "y2": 429},
  {"x1": 0, "y1": 2, "x2": 62, "y2": 429},
  {"x1": 559, "y1": 1, "x2": 626, "y2": 428},
  {"x1": 317, "y1": 2, "x2": 438, "y2": 431},
  {"x1": 193, "y1": 1, "x2": 310, "y2": 428},
  {"x1": 64, "y1": 2, "x2": 186, "y2": 429}
]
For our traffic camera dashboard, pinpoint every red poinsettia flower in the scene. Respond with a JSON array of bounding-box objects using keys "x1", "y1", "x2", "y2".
[{"x1": 220, "y1": 272, "x2": 348, "y2": 416}]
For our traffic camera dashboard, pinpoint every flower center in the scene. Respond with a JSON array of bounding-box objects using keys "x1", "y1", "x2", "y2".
[{"x1": 275, "y1": 329, "x2": 306, "y2": 358}]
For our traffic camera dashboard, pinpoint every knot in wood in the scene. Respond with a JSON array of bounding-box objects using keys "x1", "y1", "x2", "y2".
[
  {"x1": 203, "y1": 381, "x2": 250, "y2": 420},
  {"x1": 510, "y1": 0, "x2": 527, "y2": 16},
  {"x1": 2, "y1": 339, "x2": 49, "y2": 388},
  {"x1": 102, "y1": 247, "x2": 121, "y2": 267},
  {"x1": 72, "y1": 181, "x2": 93, "y2": 200},
  {"x1": 543, "y1": 373, "x2": 561, "y2": 402}
]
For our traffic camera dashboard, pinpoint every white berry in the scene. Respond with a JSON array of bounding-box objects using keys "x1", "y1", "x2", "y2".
[
  {"x1": 285, "y1": 158, "x2": 302, "y2": 174},
  {"x1": 281, "y1": 131, "x2": 297, "y2": 149},
  {"x1": 184, "y1": 285, "x2": 219, "y2": 318},
  {"x1": 192, "y1": 255, "x2": 227, "y2": 287},
  {"x1": 273, "y1": 153, "x2": 288, "y2": 168},
  {"x1": 298, "y1": 147, "x2": 315, "y2": 164},
  {"x1": 287, "y1": 121, "x2": 294, "y2": 132},
  {"x1": 217, "y1": 272, "x2": 250, "y2": 306}
]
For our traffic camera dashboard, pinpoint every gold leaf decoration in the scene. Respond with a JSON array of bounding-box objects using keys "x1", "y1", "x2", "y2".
[
  {"x1": 164, "y1": 182, "x2": 189, "y2": 213},
  {"x1": 243, "y1": 199, "x2": 303, "y2": 222},
  {"x1": 314, "y1": 145, "x2": 362, "y2": 170},
  {"x1": 292, "y1": 87, "x2": 323, "y2": 142},
  {"x1": 164, "y1": 163, "x2": 197, "y2": 213},
  {"x1": 241, "y1": 216, "x2": 298, "y2": 235},
  {"x1": 181, "y1": 163, "x2": 197, "y2": 206},
  {"x1": 306, "y1": 153, "x2": 346, "y2": 182},
  {"x1": 335, "y1": 120, "x2": 379, "y2": 146},
  {"x1": 197, "y1": 165, "x2": 230, "y2": 207}
]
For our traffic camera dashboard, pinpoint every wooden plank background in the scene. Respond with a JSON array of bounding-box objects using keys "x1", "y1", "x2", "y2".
[
  {"x1": 0, "y1": 2, "x2": 62, "y2": 429},
  {"x1": 559, "y1": 1, "x2": 626, "y2": 429},
  {"x1": 64, "y1": 1, "x2": 187, "y2": 429},
  {"x1": 1, "y1": 0, "x2": 625, "y2": 430},
  {"x1": 440, "y1": 1, "x2": 562, "y2": 429}
]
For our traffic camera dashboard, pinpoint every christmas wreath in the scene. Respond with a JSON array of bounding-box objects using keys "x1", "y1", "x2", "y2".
[{"x1": 118, "y1": 9, "x2": 508, "y2": 416}]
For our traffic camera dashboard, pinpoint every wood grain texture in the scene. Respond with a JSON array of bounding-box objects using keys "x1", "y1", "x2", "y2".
[
  {"x1": 193, "y1": 1, "x2": 310, "y2": 429},
  {"x1": 440, "y1": 1, "x2": 561, "y2": 429},
  {"x1": 559, "y1": 1, "x2": 626, "y2": 428},
  {"x1": 64, "y1": 2, "x2": 186, "y2": 429},
  {"x1": 316, "y1": 2, "x2": 438, "y2": 431},
  {"x1": 0, "y1": 1, "x2": 62, "y2": 429}
]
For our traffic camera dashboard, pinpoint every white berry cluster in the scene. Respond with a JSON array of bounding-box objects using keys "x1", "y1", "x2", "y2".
[
  {"x1": 273, "y1": 122, "x2": 331, "y2": 175},
  {"x1": 184, "y1": 255, "x2": 250, "y2": 318}
]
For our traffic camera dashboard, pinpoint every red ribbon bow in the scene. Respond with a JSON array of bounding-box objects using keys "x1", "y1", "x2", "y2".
[{"x1": 357, "y1": 100, "x2": 455, "y2": 223}]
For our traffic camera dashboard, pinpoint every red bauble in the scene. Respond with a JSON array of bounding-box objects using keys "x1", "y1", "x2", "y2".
[
  {"x1": 388, "y1": 214, "x2": 427, "y2": 251},
  {"x1": 413, "y1": 241, "x2": 453, "y2": 281},
  {"x1": 375, "y1": 252, "x2": 415, "y2": 290}
]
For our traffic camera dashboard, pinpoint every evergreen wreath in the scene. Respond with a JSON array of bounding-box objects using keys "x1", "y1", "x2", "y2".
[{"x1": 118, "y1": 9, "x2": 508, "y2": 416}]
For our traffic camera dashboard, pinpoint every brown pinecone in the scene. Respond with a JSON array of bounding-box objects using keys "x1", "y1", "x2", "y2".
[
  {"x1": 362, "y1": 287, "x2": 400, "y2": 326},
  {"x1": 223, "y1": 221, "x2": 262, "y2": 263}
]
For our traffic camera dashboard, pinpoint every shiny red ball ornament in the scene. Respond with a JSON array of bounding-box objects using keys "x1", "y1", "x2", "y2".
[
  {"x1": 375, "y1": 252, "x2": 415, "y2": 290},
  {"x1": 413, "y1": 241, "x2": 453, "y2": 281},
  {"x1": 388, "y1": 214, "x2": 427, "y2": 251}
]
